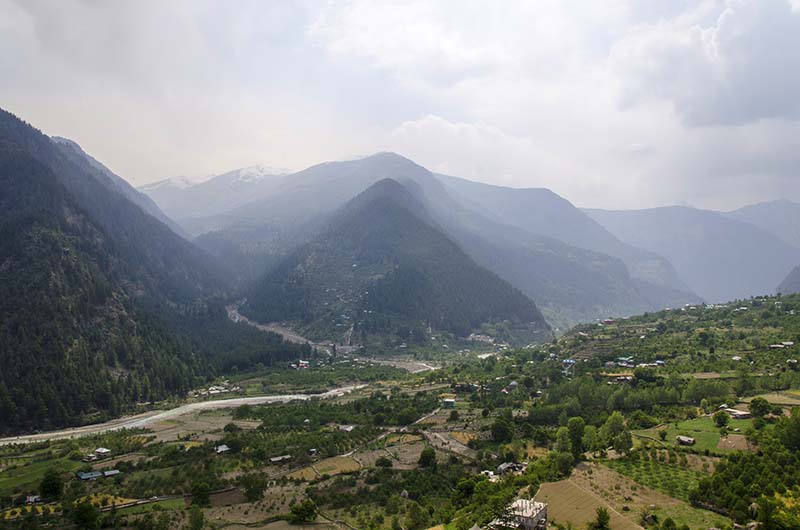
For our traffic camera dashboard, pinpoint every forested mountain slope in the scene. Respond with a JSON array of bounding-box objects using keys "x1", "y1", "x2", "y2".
[
  {"x1": 243, "y1": 178, "x2": 551, "y2": 345},
  {"x1": 0, "y1": 109, "x2": 308, "y2": 434}
]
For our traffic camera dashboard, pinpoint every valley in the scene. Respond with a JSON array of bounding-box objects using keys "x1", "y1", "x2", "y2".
[
  {"x1": 3, "y1": 293, "x2": 800, "y2": 530},
  {"x1": 1, "y1": 107, "x2": 800, "y2": 530}
]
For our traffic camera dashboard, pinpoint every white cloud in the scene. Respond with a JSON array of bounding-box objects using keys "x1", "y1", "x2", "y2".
[
  {"x1": 612, "y1": 0, "x2": 800, "y2": 126},
  {"x1": 1, "y1": 0, "x2": 799, "y2": 209}
]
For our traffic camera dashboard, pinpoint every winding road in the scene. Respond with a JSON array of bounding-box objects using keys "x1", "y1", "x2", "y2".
[{"x1": 0, "y1": 385, "x2": 366, "y2": 446}]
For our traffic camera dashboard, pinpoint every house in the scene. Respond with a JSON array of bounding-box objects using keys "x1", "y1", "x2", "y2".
[
  {"x1": 339, "y1": 425, "x2": 355, "y2": 432},
  {"x1": 489, "y1": 499, "x2": 547, "y2": 530},
  {"x1": 724, "y1": 408, "x2": 751, "y2": 420},
  {"x1": 77, "y1": 471, "x2": 103, "y2": 481},
  {"x1": 103, "y1": 469, "x2": 121, "y2": 478},
  {"x1": 25, "y1": 495, "x2": 41, "y2": 504},
  {"x1": 83, "y1": 453, "x2": 98, "y2": 462},
  {"x1": 676, "y1": 436, "x2": 696, "y2": 446},
  {"x1": 270, "y1": 454, "x2": 292, "y2": 463},
  {"x1": 94, "y1": 447, "x2": 111, "y2": 458},
  {"x1": 214, "y1": 444, "x2": 230, "y2": 454},
  {"x1": 497, "y1": 462, "x2": 526, "y2": 475},
  {"x1": 442, "y1": 398, "x2": 457, "y2": 408},
  {"x1": 308, "y1": 448, "x2": 318, "y2": 457}
]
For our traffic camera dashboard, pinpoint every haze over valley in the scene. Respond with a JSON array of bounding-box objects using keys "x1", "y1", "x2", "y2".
[{"x1": 3, "y1": 2, "x2": 800, "y2": 530}]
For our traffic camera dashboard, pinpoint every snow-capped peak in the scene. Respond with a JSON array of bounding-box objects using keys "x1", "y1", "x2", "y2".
[
  {"x1": 139, "y1": 176, "x2": 196, "y2": 192},
  {"x1": 230, "y1": 164, "x2": 288, "y2": 183}
]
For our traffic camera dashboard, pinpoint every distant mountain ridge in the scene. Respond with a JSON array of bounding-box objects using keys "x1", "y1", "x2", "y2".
[
  {"x1": 243, "y1": 178, "x2": 551, "y2": 344},
  {"x1": 139, "y1": 164, "x2": 288, "y2": 225},
  {"x1": 585, "y1": 206, "x2": 800, "y2": 302},
  {"x1": 146, "y1": 152, "x2": 702, "y2": 329},
  {"x1": 723, "y1": 199, "x2": 800, "y2": 250}
]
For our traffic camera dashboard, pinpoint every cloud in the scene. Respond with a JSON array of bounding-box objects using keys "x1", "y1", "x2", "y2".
[
  {"x1": 1, "y1": 0, "x2": 799, "y2": 210},
  {"x1": 612, "y1": 0, "x2": 800, "y2": 126}
]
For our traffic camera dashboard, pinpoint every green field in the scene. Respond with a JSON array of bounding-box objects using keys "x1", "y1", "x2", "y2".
[
  {"x1": 635, "y1": 415, "x2": 753, "y2": 452},
  {"x1": 0, "y1": 457, "x2": 80, "y2": 497},
  {"x1": 601, "y1": 459, "x2": 705, "y2": 502}
]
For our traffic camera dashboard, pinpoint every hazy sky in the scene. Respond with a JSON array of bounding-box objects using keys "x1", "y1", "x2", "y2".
[{"x1": 2, "y1": 0, "x2": 800, "y2": 210}]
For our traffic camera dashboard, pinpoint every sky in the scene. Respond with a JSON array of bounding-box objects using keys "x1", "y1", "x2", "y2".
[{"x1": 1, "y1": 0, "x2": 800, "y2": 210}]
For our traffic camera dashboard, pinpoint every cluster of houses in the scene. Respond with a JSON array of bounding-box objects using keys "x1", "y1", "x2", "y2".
[
  {"x1": 77, "y1": 469, "x2": 121, "y2": 481},
  {"x1": 768, "y1": 341, "x2": 795, "y2": 349},
  {"x1": 77, "y1": 447, "x2": 121, "y2": 480},
  {"x1": 83, "y1": 447, "x2": 111, "y2": 462},
  {"x1": 720, "y1": 406, "x2": 751, "y2": 420},
  {"x1": 468, "y1": 333, "x2": 495, "y2": 344},
  {"x1": 190, "y1": 380, "x2": 242, "y2": 398},
  {"x1": 605, "y1": 357, "x2": 665, "y2": 370}
]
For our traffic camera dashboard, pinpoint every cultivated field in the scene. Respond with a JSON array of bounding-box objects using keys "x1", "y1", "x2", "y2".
[
  {"x1": 572, "y1": 463, "x2": 729, "y2": 530},
  {"x1": 287, "y1": 456, "x2": 361, "y2": 480},
  {"x1": 534, "y1": 478, "x2": 642, "y2": 530},
  {"x1": 601, "y1": 458, "x2": 704, "y2": 502}
]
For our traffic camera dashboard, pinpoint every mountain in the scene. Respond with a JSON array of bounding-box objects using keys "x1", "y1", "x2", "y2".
[
  {"x1": 779, "y1": 266, "x2": 800, "y2": 295},
  {"x1": 0, "y1": 108, "x2": 307, "y2": 434},
  {"x1": 435, "y1": 174, "x2": 695, "y2": 295},
  {"x1": 139, "y1": 164, "x2": 287, "y2": 231},
  {"x1": 51, "y1": 136, "x2": 188, "y2": 238},
  {"x1": 243, "y1": 178, "x2": 551, "y2": 345},
  {"x1": 723, "y1": 199, "x2": 800, "y2": 249},
  {"x1": 584, "y1": 206, "x2": 800, "y2": 302},
  {"x1": 158, "y1": 152, "x2": 700, "y2": 329}
]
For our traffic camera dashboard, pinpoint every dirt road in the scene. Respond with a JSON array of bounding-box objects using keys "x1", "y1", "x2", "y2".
[{"x1": 0, "y1": 385, "x2": 365, "y2": 446}]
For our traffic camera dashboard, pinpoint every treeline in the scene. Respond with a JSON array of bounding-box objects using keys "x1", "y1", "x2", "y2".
[
  {"x1": 0, "y1": 109, "x2": 309, "y2": 435},
  {"x1": 690, "y1": 409, "x2": 800, "y2": 527}
]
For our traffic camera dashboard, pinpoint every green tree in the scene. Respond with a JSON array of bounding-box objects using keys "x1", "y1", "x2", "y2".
[
  {"x1": 582, "y1": 425, "x2": 600, "y2": 456},
  {"x1": 588, "y1": 507, "x2": 610, "y2": 530},
  {"x1": 567, "y1": 417, "x2": 586, "y2": 459},
  {"x1": 749, "y1": 397, "x2": 771, "y2": 418},
  {"x1": 491, "y1": 418, "x2": 514, "y2": 443},
  {"x1": 238, "y1": 473, "x2": 267, "y2": 502},
  {"x1": 375, "y1": 456, "x2": 393, "y2": 468},
  {"x1": 70, "y1": 501, "x2": 100, "y2": 530},
  {"x1": 613, "y1": 429, "x2": 633, "y2": 455},
  {"x1": 713, "y1": 410, "x2": 730, "y2": 428},
  {"x1": 555, "y1": 426, "x2": 572, "y2": 455},
  {"x1": 188, "y1": 506, "x2": 205, "y2": 530},
  {"x1": 39, "y1": 469, "x2": 63, "y2": 500},
  {"x1": 418, "y1": 447, "x2": 437, "y2": 467},
  {"x1": 191, "y1": 481, "x2": 211, "y2": 506},
  {"x1": 289, "y1": 499, "x2": 317, "y2": 524},
  {"x1": 600, "y1": 411, "x2": 625, "y2": 445}
]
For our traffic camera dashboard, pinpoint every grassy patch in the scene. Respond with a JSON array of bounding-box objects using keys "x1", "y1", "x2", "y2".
[
  {"x1": 0, "y1": 457, "x2": 80, "y2": 497},
  {"x1": 635, "y1": 415, "x2": 754, "y2": 453}
]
